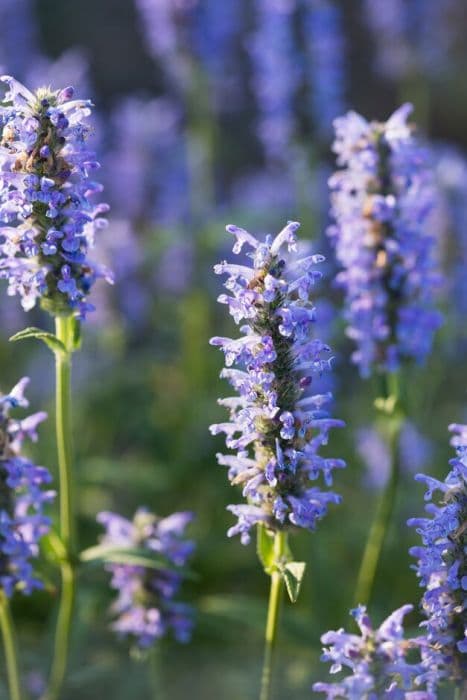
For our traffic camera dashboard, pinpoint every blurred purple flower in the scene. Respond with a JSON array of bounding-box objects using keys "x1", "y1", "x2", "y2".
[
  {"x1": 328, "y1": 104, "x2": 442, "y2": 377},
  {"x1": 303, "y1": 0, "x2": 346, "y2": 140},
  {"x1": 249, "y1": 0, "x2": 300, "y2": 162},
  {"x1": 98, "y1": 508, "x2": 195, "y2": 648}
]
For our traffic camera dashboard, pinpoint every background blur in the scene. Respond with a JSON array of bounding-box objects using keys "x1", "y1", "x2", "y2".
[{"x1": 1, "y1": 0, "x2": 467, "y2": 697}]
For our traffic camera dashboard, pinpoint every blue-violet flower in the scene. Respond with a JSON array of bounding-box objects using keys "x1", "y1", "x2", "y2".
[
  {"x1": 97, "y1": 508, "x2": 194, "y2": 648},
  {"x1": 408, "y1": 423, "x2": 467, "y2": 690},
  {"x1": 313, "y1": 604, "x2": 433, "y2": 699},
  {"x1": 0, "y1": 377, "x2": 54, "y2": 596},
  {"x1": 0, "y1": 76, "x2": 111, "y2": 318},
  {"x1": 328, "y1": 103, "x2": 442, "y2": 377},
  {"x1": 210, "y1": 221, "x2": 345, "y2": 544}
]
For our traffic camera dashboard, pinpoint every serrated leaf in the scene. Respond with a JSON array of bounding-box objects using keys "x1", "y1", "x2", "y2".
[
  {"x1": 282, "y1": 561, "x2": 306, "y2": 603},
  {"x1": 256, "y1": 523, "x2": 275, "y2": 574},
  {"x1": 79, "y1": 544, "x2": 195, "y2": 578},
  {"x1": 9, "y1": 327, "x2": 66, "y2": 356}
]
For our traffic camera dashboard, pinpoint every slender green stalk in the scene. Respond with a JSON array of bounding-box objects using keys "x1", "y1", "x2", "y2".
[
  {"x1": 0, "y1": 592, "x2": 22, "y2": 700},
  {"x1": 354, "y1": 373, "x2": 402, "y2": 607},
  {"x1": 260, "y1": 531, "x2": 287, "y2": 700},
  {"x1": 148, "y1": 645, "x2": 164, "y2": 700},
  {"x1": 41, "y1": 315, "x2": 76, "y2": 700},
  {"x1": 454, "y1": 681, "x2": 467, "y2": 700}
]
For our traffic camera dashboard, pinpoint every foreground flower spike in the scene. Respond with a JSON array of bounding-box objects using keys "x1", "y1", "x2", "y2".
[
  {"x1": 0, "y1": 75, "x2": 111, "y2": 319},
  {"x1": 408, "y1": 423, "x2": 467, "y2": 692},
  {"x1": 0, "y1": 378, "x2": 54, "y2": 596},
  {"x1": 328, "y1": 103, "x2": 442, "y2": 378},
  {"x1": 210, "y1": 221, "x2": 345, "y2": 545},
  {"x1": 97, "y1": 509, "x2": 195, "y2": 648},
  {"x1": 313, "y1": 605, "x2": 431, "y2": 699}
]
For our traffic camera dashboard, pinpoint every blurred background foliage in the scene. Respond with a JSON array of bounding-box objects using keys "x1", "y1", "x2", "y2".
[{"x1": 1, "y1": 0, "x2": 467, "y2": 697}]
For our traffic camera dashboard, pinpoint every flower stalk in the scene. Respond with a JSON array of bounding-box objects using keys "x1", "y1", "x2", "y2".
[
  {"x1": 0, "y1": 592, "x2": 22, "y2": 700},
  {"x1": 354, "y1": 372, "x2": 403, "y2": 606},
  {"x1": 260, "y1": 530, "x2": 287, "y2": 700},
  {"x1": 40, "y1": 315, "x2": 77, "y2": 700}
]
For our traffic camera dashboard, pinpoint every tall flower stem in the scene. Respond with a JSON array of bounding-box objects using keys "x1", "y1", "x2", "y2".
[
  {"x1": 354, "y1": 373, "x2": 402, "y2": 607},
  {"x1": 260, "y1": 531, "x2": 287, "y2": 700},
  {"x1": 0, "y1": 592, "x2": 22, "y2": 700},
  {"x1": 42, "y1": 315, "x2": 76, "y2": 700}
]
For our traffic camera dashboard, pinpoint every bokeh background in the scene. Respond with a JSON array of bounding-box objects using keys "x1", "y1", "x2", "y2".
[{"x1": 1, "y1": 0, "x2": 467, "y2": 697}]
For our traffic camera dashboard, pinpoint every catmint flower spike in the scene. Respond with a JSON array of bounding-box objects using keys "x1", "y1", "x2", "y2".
[
  {"x1": 0, "y1": 378, "x2": 54, "y2": 596},
  {"x1": 0, "y1": 76, "x2": 112, "y2": 319},
  {"x1": 210, "y1": 222, "x2": 345, "y2": 545},
  {"x1": 408, "y1": 423, "x2": 467, "y2": 691},
  {"x1": 328, "y1": 104, "x2": 442, "y2": 377},
  {"x1": 97, "y1": 509, "x2": 195, "y2": 648}
]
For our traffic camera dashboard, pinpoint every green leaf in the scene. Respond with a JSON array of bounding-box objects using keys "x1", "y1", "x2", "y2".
[
  {"x1": 79, "y1": 544, "x2": 195, "y2": 578},
  {"x1": 70, "y1": 317, "x2": 82, "y2": 351},
  {"x1": 9, "y1": 327, "x2": 66, "y2": 356},
  {"x1": 282, "y1": 561, "x2": 306, "y2": 603},
  {"x1": 41, "y1": 530, "x2": 68, "y2": 566},
  {"x1": 256, "y1": 523, "x2": 275, "y2": 574}
]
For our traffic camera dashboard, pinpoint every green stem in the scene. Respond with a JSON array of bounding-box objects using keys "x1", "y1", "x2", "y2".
[
  {"x1": 41, "y1": 315, "x2": 76, "y2": 700},
  {"x1": 454, "y1": 681, "x2": 467, "y2": 700},
  {"x1": 148, "y1": 645, "x2": 164, "y2": 700},
  {"x1": 260, "y1": 531, "x2": 287, "y2": 700},
  {"x1": 354, "y1": 373, "x2": 402, "y2": 607},
  {"x1": 0, "y1": 592, "x2": 22, "y2": 700}
]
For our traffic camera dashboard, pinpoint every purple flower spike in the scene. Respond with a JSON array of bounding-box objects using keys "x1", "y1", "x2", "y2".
[
  {"x1": 210, "y1": 222, "x2": 345, "y2": 544},
  {"x1": 313, "y1": 605, "x2": 434, "y2": 699},
  {"x1": 407, "y1": 423, "x2": 467, "y2": 689},
  {"x1": 0, "y1": 378, "x2": 55, "y2": 596},
  {"x1": 328, "y1": 104, "x2": 442, "y2": 377},
  {"x1": 97, "y1": 508, "x2": 195, "y2": 648},
  {"x1": 0, "y1": 76, "x2": 112, "y2": 318}
]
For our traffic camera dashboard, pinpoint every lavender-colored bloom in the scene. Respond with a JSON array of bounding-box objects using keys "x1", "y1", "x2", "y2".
[
  {"x1": 328, "y1": 104, "x2": 442, "y2": 377},
  {"x1": 104, "y1": 97, "x2": 187, "y2": 226},
  {"x1": 313, "y1": 605, "x2": 432, "y2": 699},
  {"x1": 0, "y1": 0, "x2": 40, "y2": 80},
  {"x1": 0, "y1": 378, "x2": 54, "y2": 597},
  {"x1": 97, "y1": 508, "x2": 195, "y2": 648},
  {"x1": 0, "y1": 76, "x2": 111, "y2": 318},
  {"x1": 135, "y1": 0, "x2": 194, "y2": 93},
  {"x1": 364, "y1": 0, "x2": 459, "y2": 81},
  {"x1": 210, "y1": 221, "x2": 345, "y2": 544},
  {"x1": 191, "y1": 0, "x2": 243, "y2": 111},
  {"x1": 431, "y1": 146, "x2": 467, "y2": 338},
  {"x1": 249, "y1": 0, "x2": 300, "y2": 162},
  {"x1": 363, "y1": 0, "x2": 413, "y2": 80},
  {"x1": 302, "y1": 0, "x2": 346, "y2": 140},
  {"x1": 407, "y1": 423, "x2": 467, "y2": 689},
  {"x1": 357, "y1": 421, "x2": 432, "y2": 490}
]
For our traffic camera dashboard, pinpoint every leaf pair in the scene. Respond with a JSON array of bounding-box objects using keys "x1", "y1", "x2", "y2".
[{"x1": 256, "y1": 524, "x2": 306, "y2": 603}]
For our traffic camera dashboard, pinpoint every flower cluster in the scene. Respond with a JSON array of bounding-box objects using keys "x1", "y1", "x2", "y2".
[
  {"x1": 210, "y1": 221, "x2": 345, "y2": 545},
  {"x1": 303, "y1": 0, "x2": 346, "y2": 140},
  {"x1": 0, "y1": 377, "x2": 54, "y2": 596},
  {"x1": 328, "y1": 103, "x2": 442, "y2": 377},
  {"x1": 0, "y1": 76, "x2": 111, "y2": 318},
  {"x1": 313, "y1": 605, "x2": 431, "y2": 699},
  {"x1": 97, "y1": 508, "x2": 195, "y2": 648},
  {"x1": 249, "y1": 0, "x2": 299, "y2": 162},
  {"x1": 408, "y1": 423, "x2": 467, "y2": 689}
]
